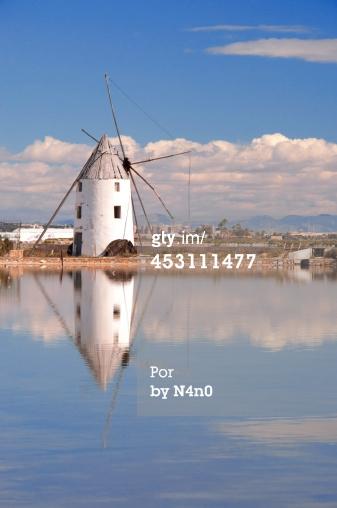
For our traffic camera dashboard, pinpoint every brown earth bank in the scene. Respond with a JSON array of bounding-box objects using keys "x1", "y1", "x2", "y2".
[
  {"x1": 0, "y1": 252, "x2": 336, "y2": 273},
  {"x1": 1, "y1": 239, "x2": 336, "y2": 272}
]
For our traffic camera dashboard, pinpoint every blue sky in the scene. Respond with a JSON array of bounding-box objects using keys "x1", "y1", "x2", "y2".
[
  {"x1": 2, "y1": 0, "x2": 337, "y2": 223},
  {"x1": 1, "y1": 0, "x2": 337, "y2": 151}
]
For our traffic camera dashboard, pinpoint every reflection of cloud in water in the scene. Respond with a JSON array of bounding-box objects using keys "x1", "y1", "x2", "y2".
[
  {"x1": 0, "y1": 272, "x2": 74, "y2": 342},
  {"x1": 216, "y1": 416, "x2": 337, "y2": 444},
  {"x1": 1, "y1": 270, "x2": 337, "y2": 352},
  {"x1": 140, "y1": 274, "x2": 337, "y2": 350}
]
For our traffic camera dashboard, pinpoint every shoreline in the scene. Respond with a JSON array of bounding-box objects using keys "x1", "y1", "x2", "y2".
[{"x1": 0, "y1": 254, "x2": 336, "y2": 272}]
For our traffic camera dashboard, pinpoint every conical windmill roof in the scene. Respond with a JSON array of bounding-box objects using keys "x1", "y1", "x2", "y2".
[{"x1": 81, "y1": 134, "x2": 120, "y2": 180}]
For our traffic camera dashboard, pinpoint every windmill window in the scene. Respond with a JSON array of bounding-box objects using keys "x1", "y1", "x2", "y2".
[
  {"x1": 78, "y1": 181, "x2": 82, "y2": 192},
  {"x1": 77, "y1": 206, "x2": 82, "y2": 219},
  {"x1": 113, "y1": 305, "x2": 120, "y2": 319},
  {"x1": 114, "y1": 205, "x2": 121, "y2": 219},
  {"x1": 115, "y1": 182, "x2": 120, "y2": 192}
]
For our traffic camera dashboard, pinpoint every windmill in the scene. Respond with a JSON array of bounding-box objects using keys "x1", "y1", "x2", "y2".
[{"x1": 31, "y1": 74, "x2": 189, "y2": 256}]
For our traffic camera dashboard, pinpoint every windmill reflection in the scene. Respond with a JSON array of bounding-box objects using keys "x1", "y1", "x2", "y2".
[
  {"x1": 73, "y1": 270, "x2": 134, "y2": 390},
  {"x1": 31, "y1": 268, "x2": 146, "y2": 448}
]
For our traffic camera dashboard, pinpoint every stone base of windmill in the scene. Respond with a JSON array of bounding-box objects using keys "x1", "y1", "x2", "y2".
[{"x1": 101, "y1": 239, "x2": 137, "y2": 257}]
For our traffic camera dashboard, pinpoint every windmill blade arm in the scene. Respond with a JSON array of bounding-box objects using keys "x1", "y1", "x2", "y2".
[
  {"x1": 105, "y1": 73, "x2": 126, "y2": 159},
  {"x1": 130, "y1": 165, "x2": 174, "y2": 220},
  {"x1": 81, "y1": 128, "x2": 99, "y2": 143},
  {"x1": 131, "y1": 196, "x2": 142, "y2": 249},
  {"x1": 130, "y1": 165, "x2": 155, "y2": 190},
  {"x1": 132, "y1": 150, "x2": 191, "y2": 165},
  {"x1": 129, "y1": 170, "x2": 153, "y2": 234},
  {"x1": 29, "y1": 178, "x2": 78, "y2": 252}
]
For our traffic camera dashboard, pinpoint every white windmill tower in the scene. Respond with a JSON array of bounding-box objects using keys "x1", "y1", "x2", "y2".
[
  {"x1": 73, "y1": 134, "x2": 134, "y2": 256},
  {"x1": 31, "y1": 74, "x2": 189, "y2": 255}
]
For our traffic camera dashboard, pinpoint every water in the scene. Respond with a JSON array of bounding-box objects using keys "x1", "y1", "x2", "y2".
[{"x1": 1, "y1": 268, "x2": 337, "y2": 507}]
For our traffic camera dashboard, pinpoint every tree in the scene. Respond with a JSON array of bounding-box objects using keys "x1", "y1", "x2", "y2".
[
  {"x1": 0, "y1": 237, "x2": 13, "y2": 256},
  {"x1": 218, "y1": 218, "x2": 228, "y2": 230},
  {"x1": 195, "y1": 224, "x2": 213, "y2": 238},
  {"x1": 231, "y1": 224, "x2": 250, "y2": 238}
]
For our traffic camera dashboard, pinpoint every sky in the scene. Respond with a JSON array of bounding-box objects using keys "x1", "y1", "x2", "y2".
[{"x1": 1, "y1": 0, "x2": 337, "y2": 223}]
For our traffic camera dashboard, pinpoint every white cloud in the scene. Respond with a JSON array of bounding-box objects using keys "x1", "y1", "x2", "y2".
[
  {"x1": 18, "y1": 136, "x2": 92, "y2": 164},
  {"x1": 1, "y1": 132, "x2": 337, "y2": 222},
  {"x1": 0, "y1": 275, "x2": 73, "y2": 342},
  {"x1": 189, "y1": 24, "x2": 310, "y2": 34},
  {"x1": 206, "y1": 38, "x2": 337, "y2": 63}
]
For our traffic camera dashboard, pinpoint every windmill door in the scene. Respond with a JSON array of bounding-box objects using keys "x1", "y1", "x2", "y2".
[{"x1": 74, "y1": 232, "x2": 82, "y2": 256}]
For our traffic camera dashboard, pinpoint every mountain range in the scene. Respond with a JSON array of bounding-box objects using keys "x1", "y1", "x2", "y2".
[
  {"x1": 232, "y1": 214, "x2": 337, "y2": 233},
  {"x1": 3, "y1": 214, "x2": 337, "y2": 233}
]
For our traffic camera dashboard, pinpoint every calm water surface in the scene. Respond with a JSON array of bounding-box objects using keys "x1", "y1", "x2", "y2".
[{"x1": 1, "y1": 268, "x2": 337, "y2": 507}]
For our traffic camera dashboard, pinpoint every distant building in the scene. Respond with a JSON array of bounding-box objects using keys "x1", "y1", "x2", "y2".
[
  {"x1": 0, "y1": 226, "x2": 73, "y2": 243},
  {"x1": 288, "y1": 247, "x2": 325, "y2": 265},
  {"x1": 289, "y1": 232, "x2": 335, "y2": 237}
]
